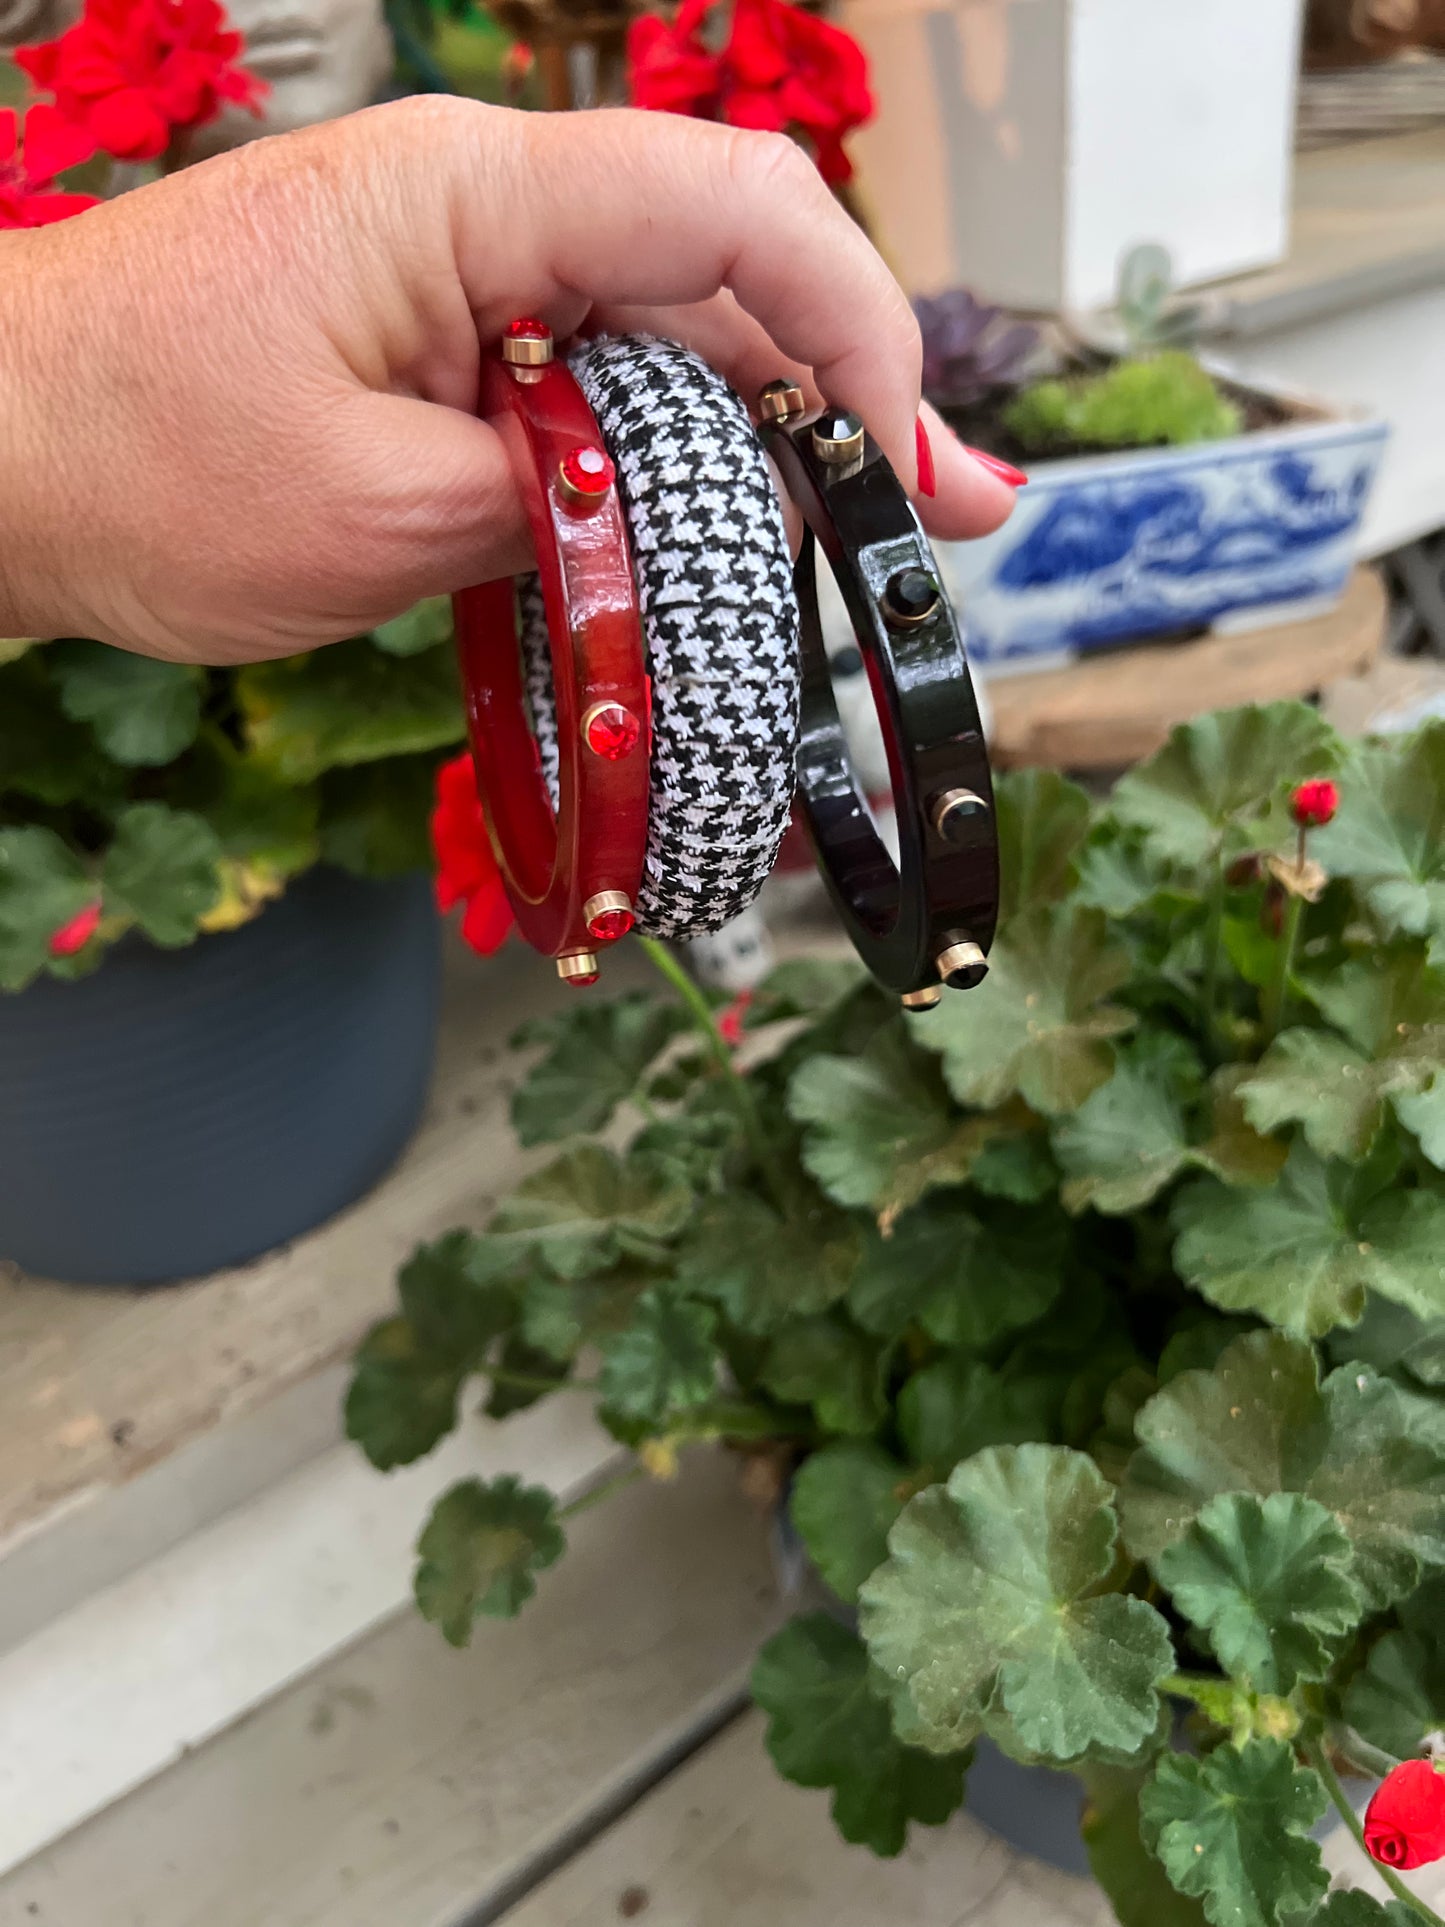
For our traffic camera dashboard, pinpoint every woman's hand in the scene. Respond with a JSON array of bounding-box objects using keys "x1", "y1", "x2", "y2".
[{"x1": 0, "y1": 97, "x2": 1018, "y2": 663}]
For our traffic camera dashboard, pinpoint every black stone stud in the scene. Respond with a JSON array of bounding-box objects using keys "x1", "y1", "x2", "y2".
[
  {"x1": 936, "y1": 938, "x2": 988, "y2": 991},
  {"x1": 930, "y1": 787, "x2": 990, "y2": 843},
  {"x1": 882, "y1": 567, "x2": 942, "y2": 628},
  {"x1": 811, "y1": 409, "x2": 865, "y2": 464},
  {"x1": 759, "y1": 379, "x2": 806, "y2": 423}
]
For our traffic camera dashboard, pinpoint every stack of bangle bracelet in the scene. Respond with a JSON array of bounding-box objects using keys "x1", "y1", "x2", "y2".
[{"x1": 452, "y1": 322, "x2": 1000, "y2": 1009}]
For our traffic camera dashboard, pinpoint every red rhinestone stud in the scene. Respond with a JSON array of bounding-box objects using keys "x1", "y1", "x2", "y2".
[
  {"x1": 580, "y1": 701, "x2": 641, "y2": 761},
  {"x1": 502, "y1": 318, "x2": 554, "y2": 369},
  {"x1": 583, "y1": 891, "x2": 636, "y2": 942},
  {"x1": 556, "y1": 952, "x2": 600, "y2": 987},
  {"x1": 558, "y1": 444, "x2": 616, "y2": 511}
]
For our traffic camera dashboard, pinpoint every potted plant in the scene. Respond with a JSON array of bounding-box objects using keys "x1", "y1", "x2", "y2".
[
  {"x1": 0, "y1": 24, "x2": 473, "y2": 1285},
  {"x1": 0, "y1": 604, "x2": 465, "y2": 1283},
  {"x1": 351, "y1": 699, "x2": 1445, "y2": 1924},
  {"x1": 918, "y1": 269, "x2": 1388, "y2": 670}
]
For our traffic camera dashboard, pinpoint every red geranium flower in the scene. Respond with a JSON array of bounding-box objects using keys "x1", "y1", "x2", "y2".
[
  {"x1": 431, "y1": 752, "x2": 514, "y2": 958},
  {"x1": 1365, "y1": 1760, "x2": 1445, "y2": 1870},
  {"x1": 18, "y1": 0, "x2": 266, "y2": 164},
  {"x1": 628, "y1": 0, "x2": 873, "y2": 185},
  {"x1": 717, "y1": 987, "x2": 753, "y2": 1048},
  {"x1": 1290, "y1": 778, "x2": 1339, "y2": 829},
  {"x1": 48, "y1": 899, "x2": 103, "y2": 958},
  {"x1": 0, "y1": 104, "x2": 99, "y2": 229}
]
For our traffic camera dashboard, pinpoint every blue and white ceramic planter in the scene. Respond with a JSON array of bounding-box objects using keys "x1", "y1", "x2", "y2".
[{"x1": 936, "y1": 405, "x2": 1389, "y2": 672}]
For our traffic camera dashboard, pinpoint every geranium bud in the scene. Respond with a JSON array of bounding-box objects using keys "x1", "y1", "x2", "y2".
[
  {"x1": 1261, "y1": 880, "x2": 1286, "y2": 939},
  {"x1": 48, "y1": 899, "x2": 101, "y2": 958},
  {"x1": 1225, "y1": 853, "x2": 1262, "y2": 887},
  {"x1": 1290, "y1": 779, "x2": 1339, "y2": 828},
  {"x1": 1365, "y1": 1759, "x2": 1445, "y2": 1870}
]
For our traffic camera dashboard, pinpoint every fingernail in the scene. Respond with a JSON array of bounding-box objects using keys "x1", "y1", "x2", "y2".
[
  {"x1": 964, "y1": 444, "x2": 1028, "y2": 488},
  {"x1": 914, "y1": 416, "x2": 937, "y2": 499}
]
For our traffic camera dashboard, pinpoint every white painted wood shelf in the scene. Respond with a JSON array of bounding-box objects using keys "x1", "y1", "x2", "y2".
[{"x1": 9, "y1": 926, "x2": 1445, "y2": 1923}]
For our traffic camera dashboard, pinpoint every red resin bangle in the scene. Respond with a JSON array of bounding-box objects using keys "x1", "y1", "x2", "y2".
[{"x1": 452, "y1": 321, "x2": 651, "y2": 984}]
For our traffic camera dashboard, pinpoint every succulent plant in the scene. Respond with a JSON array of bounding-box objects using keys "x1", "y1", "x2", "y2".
[
  {"x1": 1116, "y1": 242, "x2": 1205, "y2": 353},
  {"x1": 1004, "y1": 350, "x2": 1241, "y2": 454},
  {"x1": 914, "y1": 288, "x2": 1040, "y2": 411}
]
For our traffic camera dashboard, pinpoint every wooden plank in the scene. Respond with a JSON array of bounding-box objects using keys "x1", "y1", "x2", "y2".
[
  {"x1": 0, "y1": 937, "x2": 651, "y2": 1563},
  {"x1": 0, "y1": 1399, "x2": 616, "y2": 1878},
  {"x1": 986, "y1": 566, "x2": 1386, "y2": 773},
  {"x1": 500, "y1": 1711, "x2": 1113, "y2": 1927},
  {"x1": 0, "y1": 1448, "x2": 783, "y2": 1927}
]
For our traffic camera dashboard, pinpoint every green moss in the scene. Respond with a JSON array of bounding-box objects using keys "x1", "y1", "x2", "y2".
[{"x1": 1003, "y1": 352, "x2": 1243, "y2": 455}]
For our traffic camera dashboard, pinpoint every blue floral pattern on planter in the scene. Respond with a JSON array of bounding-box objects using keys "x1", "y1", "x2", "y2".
[{"x1": 936, "y1": 415, "x2": 1388, "y2": 667}]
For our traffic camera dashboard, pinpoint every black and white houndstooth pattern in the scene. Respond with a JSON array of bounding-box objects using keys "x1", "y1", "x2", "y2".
[{"x1": 518, "y1": 334, "x2": 800, "y2": 940}]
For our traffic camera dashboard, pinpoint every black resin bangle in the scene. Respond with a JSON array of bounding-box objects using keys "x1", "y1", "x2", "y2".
[{"x1": 758, "y1": 386, "x2": 1000, "y2": 1007}]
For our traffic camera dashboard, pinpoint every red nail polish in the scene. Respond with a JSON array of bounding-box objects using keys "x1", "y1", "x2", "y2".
[
  {"x1": 914, "y1": 417, "x2": 937, "y2": 499},
  {"x1": 964, "y1": 444, "x2": 1028, "y2": 488}
]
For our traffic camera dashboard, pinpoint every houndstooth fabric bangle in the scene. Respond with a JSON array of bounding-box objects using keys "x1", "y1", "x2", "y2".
[{"x1": 518, "y1": 334, "x2": 800, "y2": 940}]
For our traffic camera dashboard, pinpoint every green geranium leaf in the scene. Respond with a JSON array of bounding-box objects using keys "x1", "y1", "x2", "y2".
[
  {"x1": 1172, "y1": 1140, "x2": 1445, "y2": 1337},
  {"x1": 994, "y1": 766, "x2": 1093, "y2": 921},
  {"x1": 597, "y1": 1290, "x2": 718, "y2": 1427},
  {"x1": 237, "y1": 635, "x2": 465, "y2": 784},
  {"x1": 164, "y1": 727, "x2": 319, "y2": 877},
  {"x1": 1054, "y1": 1031, "x2": 1202, "y2": 1214},
  {"x1": 345, "y1": 1316, "x2": 468, "y2": 1470},
  {"x1": 50, "y1": 638, "x2": 204, "y2": 766},
  {"x1": 397, "y1": 1229, "x2": 517, "y2": 1362},
  {"x1": 909, "y1": 904, "x2": 1135, "y2": 1116},
  {"x1": 518, "y1": 1260, "x2": 656, "y2": 1363},
  {"x1": 483, "y1": 1336, "x2": 570, "y2": 1418},
  {"x1": 1074, "y1": 823, "x2": 1181, "y2": 917},
  {"x1": 489, "y1": 1145, "x2": 692, "y2": 1279},
  {"x1": 788, "y1": 1021, "x2": 1003, "y2": 1219},
  {"x1": 1081, "y1": 1765, "x2": 1212, "y2": 1927},
  {"x1": 1314, "y1": 724, "x2": 1445, "y2": 950},
  {"x1": 1121, "y1": 1330, "x2": 1445, "y2": 1611},
  {"x1": 1309, "y1": 1898, "x2": 1418, "y2": 1927},
  {"x1": 747, "y1": 956, "x2": 868, "y2": 1024},
  {"x1": 1237, "y1": 1031, "x2": 1387, "y2": 1163},
  {"x1": 761, "y1": 1315, "x2": 886, "y2": 1436},
  {"x1": 1154, "y1": 1491, "x2": 1363, "y2": 1693},
  {"x1": 676, "y1": 1193, "x2": 859, "y2": 1334},
  {"x1": 898, "y1": 1355, "x2": 1063, "y2": 1478},
  {"x1": 968, "y1": 1128, "x2": 1059, "y2": 1201},
  {"x1": 0, "y1": 825, "x2": 94, "y2": 990},
  {"x1": 860, "y1": 1445, "x2": 1175, "y2": 1761},
  {"x1": 511, "y1": 993, "x2": 689, "y2": 1147},
  {"x1": 100, "y1": 803, "x2": 222, "y2": 946},
  {"x1": 1111, "y1": 702, "x2": 1341, "y2": 868},
  {"x1": 788, "y1": 1442, "x2": 907, "y2": 1604},
  {"x1": 849, "y1": 1192, "x2": 1065, "y2": 1347},
  {"x1": 316, "y1": 755, "x2": 437, "y2": 878},
  {"x1": 1241, "y1": 951, "x2": 1445, "y2": 1162},
  {"x1": 371, "y1": 596, "x2": 453, "y2": 656},
  {"x1": 1139, "y1": 1741, "x2": 1328, "y2": 1927},
  {"x1": 1343, "y1": 1626, "x2": 1445, "y2": 1764},
  {"x1": 1195, "y1": 1066, "x2": 1290, "y2": 1188},
  {"x1": 751, "y1": 1614, "x2": 968, "y2": 1857},
  {"x1": 1342, "y1": 1577, "x2": 1445, "y2": 1761},
  {"x1": 0, "y1": 650, "x2": 118, "y2": 806},
  {"x1": 414, "y1": 1475, "x2": 565, "y2": 1644}
]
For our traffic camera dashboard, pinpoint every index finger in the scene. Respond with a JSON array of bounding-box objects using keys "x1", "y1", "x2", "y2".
[{"x1": 449, "y1": 104, "x2": 926, "y2": 489}]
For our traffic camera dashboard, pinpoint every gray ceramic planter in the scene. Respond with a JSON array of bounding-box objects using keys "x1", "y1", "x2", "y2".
[{"x1": 0, "y1": 866, "x2": 440, "y2": 1285}]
